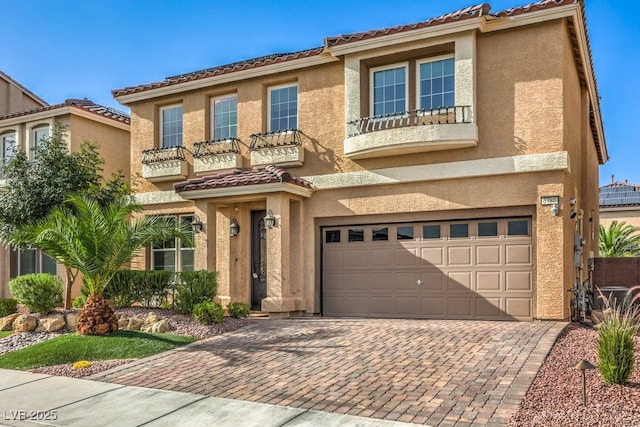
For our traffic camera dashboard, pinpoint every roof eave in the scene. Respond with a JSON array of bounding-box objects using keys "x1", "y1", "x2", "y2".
[{"x1": 176, "y1": 182, "x2": 313, "y2": 200}]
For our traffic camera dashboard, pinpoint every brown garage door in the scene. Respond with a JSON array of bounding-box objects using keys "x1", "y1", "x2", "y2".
[{"x1": 322, "y1": 218, "x2": 533, "y2": 320}]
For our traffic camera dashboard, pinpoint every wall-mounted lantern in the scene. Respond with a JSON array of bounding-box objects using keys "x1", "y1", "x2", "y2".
[
  {"x1": 541, "y1": 195, "x2": 561, "y2": 217},
  {"x1": 191, "y1": 215, "x2": 204, "y2": 233},
  {"x1": 230, "y1": 219, "x2": 240, "y2": 237},
  {"x1": 263, "y1": 209, "x2": 276, "y2": 229}
]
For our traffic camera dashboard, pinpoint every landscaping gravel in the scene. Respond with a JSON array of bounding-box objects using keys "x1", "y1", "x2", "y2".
[
  {"x1": 0, "y1": 332, "x2": 61, "y2": 356},
  {"x1": 510, "y1": 323, "x2": 640, "y2": 426}
]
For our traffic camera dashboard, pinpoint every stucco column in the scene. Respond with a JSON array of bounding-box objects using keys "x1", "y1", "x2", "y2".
[
  {"x1": 262, "y1": 193, "x2": 296, "y2": 315},
  {"x1": 215, "y1": 206, "x2": 231, "y2": 307}
]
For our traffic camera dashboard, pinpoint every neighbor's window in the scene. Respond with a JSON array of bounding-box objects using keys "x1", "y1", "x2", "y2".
[
  {"x1": 418, "y1": 56, "x2": 455, "y2": 110},
  {"x1": 450, "y1": 223, "x2": 469, "y2": 238},
  {"x1": 30, "y1": 124, "x2": 50, "y2": 158},
  {"x1": 269, "y1": 84, "x2": 297, "y2": 132},
  {"x1": 478, "y1": 222, "x2": 498, "y2": 237},
  {"x1": 372, "y1": 227, "x2": 389, "y2": 241},
  {"x1": 325, "y1": 230, "x2": 340, "y2": 243},
  {"x1": 348, "y1": 228, "x2": 364, "y2": 242},
  {"x1": 397, "y1": 226, "x2": 414, "y2": 240},
  {"x1": 151, "y1": 215, "x2": 194, "y2": 272},
  {"x1": 212, "y1": 95, "x2": 237, "y2": 140},
  {"x1": 371, "y1": 63, "x2": 407, "y2": 116},
  {"x1": 160, "y1": 104, "x2": 183, "y2": 147},
  {"x1": 423, "y1": 225, "x2": 441, "y2": 239}
]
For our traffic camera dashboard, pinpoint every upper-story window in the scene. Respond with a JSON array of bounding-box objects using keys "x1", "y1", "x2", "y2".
[
  {"x1": 268, "y1": 84, "x2": 297, "y2": 132},
  {"x1": 30, "y1": 124, "x2": 50, "y2": 159},
  {"x1": 212, "y1": 95, "x2": 237, "y2": 140},
  {"x1": 160, "y1": 104, "x2": 183, "y2": 147},
  {"x1": 371, "y1": 63, "x2": 408, "y2": 116},
  {"x1": 418, "y1": 56, "x2": 455, "y2": 110}
]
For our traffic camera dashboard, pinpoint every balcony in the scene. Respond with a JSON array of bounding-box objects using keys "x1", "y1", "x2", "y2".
[
  {"x1": 141, "y1": 146, "x2": 188, "y2": 182},
  {"x1": 250, "y1": 129, "x2": 305, "y2": 168},
  {"x1": 193, "y1": 138, "x2": 243, "y2": 174},
  {"x1": 344, "y1": 106, "x2": 477, "y2": 159}
]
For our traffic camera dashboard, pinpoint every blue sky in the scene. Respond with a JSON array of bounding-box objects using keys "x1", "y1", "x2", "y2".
[{"x1": 1, "y1": 1, "x2": 637, "y2": 186}]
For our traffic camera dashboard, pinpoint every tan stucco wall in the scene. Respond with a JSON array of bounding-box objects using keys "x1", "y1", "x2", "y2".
[
  {"x1": 124, "y1": 17, "x2": 602, "y2": 321},
  {"x1": 0, "y1": 77, "x2": 46, "y2": 116}
]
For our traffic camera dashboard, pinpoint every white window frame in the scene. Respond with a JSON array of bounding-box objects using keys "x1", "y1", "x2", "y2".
[
  {"x1": 416, "y1": 54, "x2": 455, "y2": 111},
  {"x1": 267, "y1": 83, "x2": 298, "y2": 132},
  {"x1": 151, "y1": 214, "x2": 195, "y2": 273},
  {"x1": 27, "y1": 122, "x2": 52, "y2": 160},
  {"x1": 211, "y1": 94, "x2": 238, "y2": 140},
  {"x1": 159, "y1": 104, "x2": 183, "y2": 148},
  {"x1": 369, "y1": 62, "x2": 409, "y2": 117}
]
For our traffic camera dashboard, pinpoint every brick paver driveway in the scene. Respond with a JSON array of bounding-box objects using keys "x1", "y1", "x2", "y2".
[{"x1": 91, "y1": 319, "x2": 564, "y2": 426}]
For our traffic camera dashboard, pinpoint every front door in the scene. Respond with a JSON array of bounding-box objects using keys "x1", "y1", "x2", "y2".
[{"x1": 251, "y1": 210, "x2": 267, "y2": 309}]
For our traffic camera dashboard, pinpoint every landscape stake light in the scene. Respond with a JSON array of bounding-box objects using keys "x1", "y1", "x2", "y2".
[{"x1": 573, "y1": 359, "x2": 596, "y2": 406}]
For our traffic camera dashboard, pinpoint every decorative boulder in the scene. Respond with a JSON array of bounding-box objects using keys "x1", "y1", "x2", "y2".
[
  {"x1": 144, "y1": 312, "x2": 160, "y2": 326},
  {"x1": 0, "y1": 313, "x2": 21, "y2": 331},
  {"x1": 39, "y1": 314, "x2": 67, "y2": 333},
  {"x1": 127, "y1": 317, "x2": 143, "y2": 331},
  {"x1": 118, "y1": 318, "x2": 130, "y2": 329},
  {"x1": 65, "y1": 312, "x2": 79, "y2": 332},
  {"x1": 13, "y1": 314, "x2": 38, "y2": 333},
  {"x1": 151, "y1": 319, "x2": 169, "y2": 333}
]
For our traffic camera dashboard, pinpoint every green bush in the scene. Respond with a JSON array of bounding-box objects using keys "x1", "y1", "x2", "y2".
[
  {"x1": 8, "y1": 274, "x2": 63, "y2": 314},
  {"x1": 105, "y1": 270, "x2": 174, "y2": 308},
  {"x1": 0, "y1": 298, "x2": 18, "y2": 317},
  {"x1": 596, "y1": 286, "x2": 640, "y2": 384},
  {"x1": 72, "y1": 296, "x2": 86, "y2": 309},
  {"x1": 192, "y1": 301, "x2": 225, "y2": 325},
  {"x1": 227, "y1": 301, "x2": 250, "y2": 319},
  {"x1": 174, "y1": 271, "x2": 218, "y2": 315}
]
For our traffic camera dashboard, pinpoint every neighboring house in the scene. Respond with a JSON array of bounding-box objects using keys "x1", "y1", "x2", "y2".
[
  {"x1": 0, "y1": 98, "x2": 130, "y2": 299},
  {"x1": 599, "y1": 179, "x2": 640, "y2": 230},
  {"x1": 113, "y1": 0, "x2": 607, "y2": 321},
  {"x1": 0, "y1": 71, "x2": 48, "y2": 116}
]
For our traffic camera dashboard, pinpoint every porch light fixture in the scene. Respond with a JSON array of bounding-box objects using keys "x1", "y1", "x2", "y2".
[
  {"x1": 540, "y1": 195, "x2": 561, "y2": 217},
  {"x1": 191, "y1": 215, "x2": 204, "y2": 233},
  {"x1": 263, "y1": 209, "x2": 276, "y2": 229},
  {"x1": 230, "y1": 219, "x2": 240, "y2": 237}
]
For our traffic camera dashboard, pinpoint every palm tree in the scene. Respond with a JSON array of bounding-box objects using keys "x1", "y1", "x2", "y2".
[
  {"x1": 10, "y1": 194, "x2": 192, "y2": 335},
  {"x1": 599, "y1": 220, "x2": 640, "y2": 257}
]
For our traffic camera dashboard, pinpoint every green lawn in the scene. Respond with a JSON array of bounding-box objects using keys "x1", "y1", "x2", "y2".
[
  {"x1": 0, "y1": 331, "x2": 12, "y2": 339},
  {"x1": 0, "y1": 330, "x2": 197, "y2": 370}
]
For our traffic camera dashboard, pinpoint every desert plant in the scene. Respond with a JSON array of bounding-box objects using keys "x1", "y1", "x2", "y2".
[
  {"x1": 192, "y1": 301, "x2": 225, "y2": 325},
  {"x1": 227, "y1": 301, "x2": 250, "y2": 319},
  {"x1": 0, "y1": 298, "x2": 18, "y2": 317},
  {"x1": 174, "y1": 270, "x2": 218, "y2": 315},
  {"x1": 8, "y1": 273, "x2": 62, "y2": 314},
  {"x1": 596, "y1": 286, "x2": 640, "y2": 384},
  {"x1": 72, "y1": 296, "x2": 86, "y2": 309}
]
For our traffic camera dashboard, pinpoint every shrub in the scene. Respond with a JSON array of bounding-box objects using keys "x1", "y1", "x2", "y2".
[
  {"x1": 105, "y1": 270, "x2": 174, "y2": 308},
  {"x1": 0, "y1": 298, "x2": 18, "y2": 317},
  {"x1": 227, "y1": 301, "x2": 250, "y2": 319},
  {"x1": 192, "y1": 301, "x2": 225, "y2": 325},
  {"x1": 174, "y1": 271, "x2": 218, "y2": 315},
  {"x1": 72, "y1": 296, "x2": 87, "y2": 309},
  {"x1": 8, "y1": 274, "x2": 63, "y2": 314},
  {"x1": 596, "y1": 286, "x2": 640, "y2": 384},
  {"x1": 72, "y1": 360, "x2": 92, "y2": 370}
]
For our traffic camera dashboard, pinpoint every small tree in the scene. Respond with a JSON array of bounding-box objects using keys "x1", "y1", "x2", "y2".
[
  {"x1": 599, "y1": 221, "x2": 640, "y2": 257},
  {"x1": 10, "y1": 195, "x2": 191, "y2": 335},
  {"x1": 0, "y1": 122, "x2": 132, "y2": 308}
]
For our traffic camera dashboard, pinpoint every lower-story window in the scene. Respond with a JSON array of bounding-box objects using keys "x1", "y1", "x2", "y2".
[
  {"x1": 10, "y1": 248, "x2": 57, "y2": 278},
  {"x1": 151, "y1": 215, "x2": 195, "y2": 272}
]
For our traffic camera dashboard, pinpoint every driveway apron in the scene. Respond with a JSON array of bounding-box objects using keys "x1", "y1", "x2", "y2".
[{"x1": 90, "y1": 319, "x2": 565, "y2": 426}]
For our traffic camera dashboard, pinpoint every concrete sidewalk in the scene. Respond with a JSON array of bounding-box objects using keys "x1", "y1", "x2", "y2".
[{"x1": 0, "y1": 369, "x2": 422, "y2": 427}]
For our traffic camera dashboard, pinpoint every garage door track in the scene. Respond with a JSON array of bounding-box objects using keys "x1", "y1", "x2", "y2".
[{"x1": 91, "y1": 318, "x2": 564, "y2": 426}]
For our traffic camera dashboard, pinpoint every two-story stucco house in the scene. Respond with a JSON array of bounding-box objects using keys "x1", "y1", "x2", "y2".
[
  {"x1": 0, "y1": 98, "x2": 130, "y2": 300},
  {"x1": 113, "y1": 0, "x2": 607, "y2": 321},
  {"x1": 0, "y1": 71, "x2": 48, "y2": 117}
]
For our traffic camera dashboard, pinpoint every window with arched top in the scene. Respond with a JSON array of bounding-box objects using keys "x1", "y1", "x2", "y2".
[
  {"x1": 30, "y1": 124, "x2": 50, "y2": 159},
  {"x1": 0, "y1": 131, "x2": 17, "y2": 179}
]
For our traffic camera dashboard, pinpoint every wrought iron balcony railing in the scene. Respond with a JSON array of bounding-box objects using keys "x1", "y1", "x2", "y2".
[
  {"x1": 250, "y1": 129, "x2": 303, "y2": 150},
  {"x1": 347, "y1": 106, "x2": 472, "y2": 137},
  {"x1": 193, "y1": 138, "x2": 241, "y2": 157},
  {"x1": 141, "y1": 146, "x2": 187, "y2": 164}
]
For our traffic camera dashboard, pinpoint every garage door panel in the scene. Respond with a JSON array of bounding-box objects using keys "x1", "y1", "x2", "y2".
[
  {"x1": 476, "y1": 297, "x2": 502, "y2": 318},
  {"x1": 477, "y1": 271, "x2": 501, "y2": 291},
  {"x1": 506, "y1": 245, "x2": 531, "y2": 265},
  {"x1": 448, "y1": 271, "x2": 472, "y2": 290},
  {"x1": 505, "y1": 271, "x2": 532, "y2": 291},
  {"x1": 421, "y1": 247, "x2": 444, "y2": 266},
  {"x1": 323, "y1": 217, "x2": 532, "y2": 320},
  {"x1": 448, "y1": 246, "x2": 471, "y2": 266},
  {"x1": 476, "y1": 245, "x2": 501, "y2": 265}
]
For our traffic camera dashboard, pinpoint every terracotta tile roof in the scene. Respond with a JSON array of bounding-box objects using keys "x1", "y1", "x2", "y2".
[
  {"x1": 174, "y1": 165, "x2": 313, "y2": 193},
  {"x1": 112, "y1": 48, "x2": 324, "y2": 98},
  {"x1": 324, "y1": 3, "x2": 491, "y2": 47},
  {"x1": 0, "y1": 98, "x2": 130, "y2": 125},
  {"x1": 493, "y1": 0, "x2": 574, "y2": 17}
]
